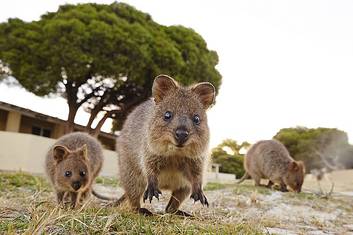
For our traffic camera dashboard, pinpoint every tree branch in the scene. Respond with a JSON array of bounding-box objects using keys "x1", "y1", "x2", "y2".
[
  {"x1": 78, "y1": 85, "x2": 102, "y2": 107},
  {"x1": 85, "y1": 88, "x2": 113, "y2": 130},
  {"x1": 92, "y1": 109, "x2": 121, "y2": 137}
]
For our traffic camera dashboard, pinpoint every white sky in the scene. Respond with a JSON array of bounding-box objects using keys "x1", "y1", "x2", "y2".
[{"x1": 0, "y1": 0, "x2": 352, "y2": 147}]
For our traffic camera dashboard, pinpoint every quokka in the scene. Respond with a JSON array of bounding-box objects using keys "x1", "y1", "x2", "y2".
[
  {"x1": 238, "y1": 140, "x2": 305, "y2": 192},
  {"x1": 116, "y1": 75, "x2": 216, "y2": 215}
]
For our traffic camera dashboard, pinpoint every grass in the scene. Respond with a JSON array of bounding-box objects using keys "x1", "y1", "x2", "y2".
[
  {"x1": 233, "y1": 184, "x2": 272, "y2": 195},
  {"x1": 0, "y1": 171, "x2": 50, "y2": 193},
  {"x1": 0, "y1": 171, "x2": 265, "y2": 234},
  {"x1": 203, "y1": 182, "x2": 227, "y2": 191},
  {"x1": 49, "y1": 214, "x2": 258, "y2": 234},
  {"x1": 2, "y1": 171, "x2": 352, "y2": 234},
  {"x1": 95, "y1": 176, "x2": 119, "y2": 187},
  {"x1": 0, "y1": 203, "x2": 264, "y2": 234},
  {"x1": 285, "y1": 191, "x2": 316, "y2": 200}
]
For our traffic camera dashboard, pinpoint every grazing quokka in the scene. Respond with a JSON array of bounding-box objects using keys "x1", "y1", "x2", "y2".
[
  {"x1": 45, "y1": 132, "x2": 103, "y2": 208},
  {"x1": 116, "y1": 74, "x2": 215, "y2": 216},
  {"x1": 238, "y1": 140, "x2": 305, "y2": 192}
]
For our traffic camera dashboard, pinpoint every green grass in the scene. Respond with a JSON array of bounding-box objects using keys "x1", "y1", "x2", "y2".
[
  {"x1": 0, "y1": 203, "x2": 264, "y2": 234},
  {"x1": 0, "y1": 208, "x2": 264, "y2": 234},
  {"x1": 0, "y1": 172, "x2": 265, "y2": 234},
  {"x1": 3, "y1": 171, "x2": 351, "y2": 234},
  {"x1": 204, "y1": 182, "x2": 227, "y2": 191},
  {"x1": 0, "y1": 171, "x2": 50, "y2": 193},
  {"x1": 95, "y1": 176, "x2": 119, "y2": 187},
  {"x1": 285, "y1": 191, "x2": 316, "y2": 200},
  {"x1": 233, "y1": 184, "x2": 272, "y2": 195}
]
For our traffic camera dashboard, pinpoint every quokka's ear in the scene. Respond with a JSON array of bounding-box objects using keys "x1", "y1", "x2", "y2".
[
  {"x1": 288, "y1": 161, "x2": 299, "y2": 172},
  {"x1": 53, "y1": 145, "x2": 70, "y2": 163},
  {"x1": 191, "y1": 82, "x2": 216, "y2": 109},
  {"x1": 77, "y1": 144, "x2": 88, "y2": 161},
  {"x1": 152, "y1": 74, "x2": 178, "y2": 103}
]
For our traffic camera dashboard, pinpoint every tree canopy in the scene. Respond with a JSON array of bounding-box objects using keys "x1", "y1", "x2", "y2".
[
  {"x1": 211, "y1": 139, "x2": 250, "y2": 177},
  {"x1": 274, "y1": 127, "x2": 353, "y2": 171},
  {"x1": 0, "y1": 2, "x2": 222, "y2": 135}
]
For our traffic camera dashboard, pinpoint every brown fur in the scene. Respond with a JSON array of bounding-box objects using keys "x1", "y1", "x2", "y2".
[
  {"x1": 243, "y1": 140, "x2": 305, "y2": 192},
  {"x1": 45, "y1": 132, "x2": 103, "y2": 208},
  {"x1": 116, "y1": 75, "x2": 215, "y2": 215}
]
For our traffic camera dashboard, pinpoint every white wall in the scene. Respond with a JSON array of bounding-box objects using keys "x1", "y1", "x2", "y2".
[
  {"x1": 0, "y1": 131, "x2": 118, "y2": 176},
  {"x1": 0, "y1": 131, "x2": 235, "y2": 182}
]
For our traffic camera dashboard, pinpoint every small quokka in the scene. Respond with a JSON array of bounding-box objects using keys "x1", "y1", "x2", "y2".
[
  {"x1": 116, "y1": 74, "x2": 215, "y2": 216},
  {"x1": 45, "y1": 132, "x2": 104, "y2": 208},
  {"x1": 238, "y1": 140, "x2": 305, "y2": 192}
]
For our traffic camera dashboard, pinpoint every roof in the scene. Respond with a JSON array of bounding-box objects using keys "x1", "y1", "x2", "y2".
[{"x1": 0, "y1": 100, "x2": 117, "y2": 140}]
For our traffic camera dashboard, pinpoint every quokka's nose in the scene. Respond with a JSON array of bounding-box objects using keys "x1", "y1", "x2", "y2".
[
  {"x1": 72, "y1": 181, "x2": 81, "y2": 191},
  {"x1": 175, "y1": 128, "x2": 189, "y2": 145}
]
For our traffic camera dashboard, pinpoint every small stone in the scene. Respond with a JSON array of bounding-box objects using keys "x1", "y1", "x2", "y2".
[
  {"x1": 265, "y1": 227, "x2": 297, "y2": 235},
  {"x1": 344, "y1": 224, "x2": 353, "y2": 231}
]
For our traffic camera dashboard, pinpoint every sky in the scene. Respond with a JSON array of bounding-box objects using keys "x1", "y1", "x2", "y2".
[{"x1": 0, "y1": 0, "x2": 353, "y2": 147}]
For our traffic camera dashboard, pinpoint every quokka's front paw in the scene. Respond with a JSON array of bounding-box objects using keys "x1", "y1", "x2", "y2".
[
  {"x1": 190, "y1": 189, "x2": 209, "y2": 207},
  {"x1": 143, "y1": 184, "x2": 162, "y2": 203}
]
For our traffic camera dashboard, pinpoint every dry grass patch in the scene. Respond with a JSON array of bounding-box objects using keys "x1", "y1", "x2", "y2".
[{"x1": 0, "y1": 171, "x2": 264, "y2": 234}]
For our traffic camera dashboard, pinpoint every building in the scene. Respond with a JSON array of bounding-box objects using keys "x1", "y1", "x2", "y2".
[
  {"x1": 0, "y1": 101, "x2": 229, "y2": 180},
  {"x1": 0, "y1": 101, "x2": 116, "y2": 150}
]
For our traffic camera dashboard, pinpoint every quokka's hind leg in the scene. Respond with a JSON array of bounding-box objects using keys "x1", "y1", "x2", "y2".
[
  {"x1": 252, "y1": 174, "x2": 262, "y2": 187},
  {"x1": 279, "y1": 182, "x2": 289, "y2": 192},
  {"x1": 165, "y1": 186, "x2": 192, "y2": 217},
  {"x1": 120, "y1": 162, "x2": 152, "y2": 215},
  {"x1": 267, "y1": 180, "x2": 274, "y2": 188},
  {"x1": 127, "y1": 192, "x2": 154, "y2": 216},
  {"x1": 126, "y1": 185, "x2": 155, "y2": 216}
]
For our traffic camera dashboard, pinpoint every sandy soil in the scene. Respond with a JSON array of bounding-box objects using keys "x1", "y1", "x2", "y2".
[
  {"x1": 94, "y1": 170, "x2": 353, "y2": 234},
  {"x1": 303, "y1": 169, "x2": 353, "y2": 195}
]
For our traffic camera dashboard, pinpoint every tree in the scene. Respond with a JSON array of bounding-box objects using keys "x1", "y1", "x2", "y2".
[
  {"x1": 274, "y1": 127, "x2": 353, "y2": 171},
  {"x1": 0, "y1": 3, "x2": 222, "y2": 135},
  {"x1": 211, "y1": 139, "x2": 250, "y2": 177},
  {"x1": 0, "y1": 60, "x2": 9, "y2": 79}
]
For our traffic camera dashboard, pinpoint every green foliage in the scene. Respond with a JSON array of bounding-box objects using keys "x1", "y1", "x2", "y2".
[
  {"x1": 211, "y1": 139, "x2": 250, "y2": 177},
  {"x1": 0, "y1": 171, "x2": 50, "y2": 193},
  {"x1": 0, "y1": 3, "x2": 222, "y2": 132},
  {"x1": 0, "y1": 60, "x2": 7, "y2": 79},
  {"x1": 274, "y1": 127, "x2": 353, "y2": 171}
]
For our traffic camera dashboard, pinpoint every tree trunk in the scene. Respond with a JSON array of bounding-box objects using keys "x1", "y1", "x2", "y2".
[
  {"x1": 92, "y1": 110, "x2": 118, "y2": 137},
  {"x1": 85, "y1": 90, "x2": 111, "y2": 133},
  {"x1": 85, "y1": 104, "x2": 104, "y2": 133},
  {"x1": 85, "y1": 112, "x2": 96, "y2": 134},
  {"x1": 64, "y1": 82, "x2": 79, "y2": 134},
  {"x1": 65, "y1": 105, "x2": 78, "y2": 134}
]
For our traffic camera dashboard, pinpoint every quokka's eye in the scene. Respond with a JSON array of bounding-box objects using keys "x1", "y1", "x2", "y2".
[
  {"x1": 163, "y1": 111, "x2": 173, "y2": 121},
  {"x1": 64, "y1": 171, "x2": 72, "y2": 177},
  {"x1": 193, "y1": 114, "x2": 201, "y2": 125},
  {"x1": 79, "y1": 171, "x2": 86, "y2": 177}
]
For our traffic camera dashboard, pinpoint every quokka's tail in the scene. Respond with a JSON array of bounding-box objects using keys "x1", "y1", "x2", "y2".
[
  {"x1": 236, "y1": 172, "x2": 251, "y2": 184},
  {"x1": 92, "y1": 190, "x2": 127, "y2": 206}
]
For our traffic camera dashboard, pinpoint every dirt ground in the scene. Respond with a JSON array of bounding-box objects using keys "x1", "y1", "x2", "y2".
[
  {"x1": 302, "y1": 169, "x2": 353, "y2": 195},
  {"x1": 93, "y1": 169, "x2": 353, "y2": 234}
]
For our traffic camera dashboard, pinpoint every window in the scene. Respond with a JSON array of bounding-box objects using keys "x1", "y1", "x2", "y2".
[
  {"x1": 42, "y1": 129, "x2": 51, "y2": 138},
  {"x1": 32, "y1": 126, "x2": 41, "y2": 135},
  {"x1": 32, "y1": 126, "x2": 51, "y2": 138}
]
